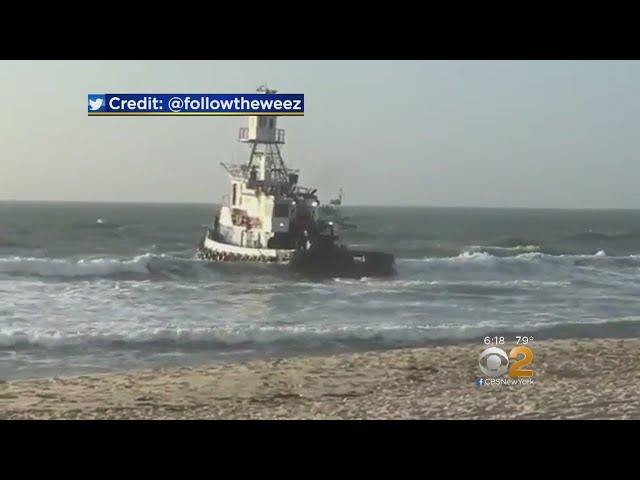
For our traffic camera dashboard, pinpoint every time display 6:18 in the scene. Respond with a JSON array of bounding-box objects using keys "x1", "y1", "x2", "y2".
[{"x1": 483, "y1": 336, "x2": 534, "y2": 345}]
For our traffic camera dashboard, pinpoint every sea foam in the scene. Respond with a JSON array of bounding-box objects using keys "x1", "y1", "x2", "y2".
[{"x1": 0, "y1": 254, "x2": 155, "y2": 278}]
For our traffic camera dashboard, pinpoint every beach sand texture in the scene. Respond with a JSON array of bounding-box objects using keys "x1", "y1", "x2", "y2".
[{"x1": 2, "y1": 338, "x2": 639, "y2": 419}]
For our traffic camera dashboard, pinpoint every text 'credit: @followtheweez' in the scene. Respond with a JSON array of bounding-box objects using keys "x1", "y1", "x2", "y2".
[{"x1": 87, "y1": 93, "x2": 305, "y2": 115}]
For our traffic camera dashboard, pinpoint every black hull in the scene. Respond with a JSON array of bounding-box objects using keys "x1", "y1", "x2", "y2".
[{"x1": 289, "y1": 248, "x2": 395, "y2": 278}]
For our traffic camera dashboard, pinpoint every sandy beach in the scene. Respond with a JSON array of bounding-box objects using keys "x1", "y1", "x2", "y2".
[{"x1": 1, "y1": 338, "x2": 639, "y2": 419}]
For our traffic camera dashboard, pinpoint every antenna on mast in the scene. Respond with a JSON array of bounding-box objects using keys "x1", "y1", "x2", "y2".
[{"x1": 257, "y1": 84, "x2": 278, "y2": 94}]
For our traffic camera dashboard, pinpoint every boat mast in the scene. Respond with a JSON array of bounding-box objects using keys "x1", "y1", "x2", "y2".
[{"x1": 240, "y1": 85, "x2": 289, "y2": 184}]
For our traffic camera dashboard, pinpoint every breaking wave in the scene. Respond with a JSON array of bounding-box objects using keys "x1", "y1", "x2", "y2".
[
  {"x1": 0, "y1": 253, "x2": 211, "y2": 280},
  {"x1": 0, "y1": 253, "x2": 155, "y2": 278},
  {"x1": 0, "y1": 253, "x2": 290, "y2": 280},
  {"x1": 463, "y1": 244, "x2": 541, "y2": 256},
  {"x1": 2, "y1": 248, "x2": 639, "y2": 281},
  {"x1": 396, "y1": 250, "x2": 640, "y2": 278},
  {"x1": 405, "y1": 249, "x2": 629, "y2": 263},
  {"x1": 4, "y1": 317, "x2": 640, "y2": 352}
]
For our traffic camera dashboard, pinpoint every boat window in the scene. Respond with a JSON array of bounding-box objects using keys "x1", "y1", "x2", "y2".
[{"x1": 232, "y1": 184, "x2": 237, "y2": 205}]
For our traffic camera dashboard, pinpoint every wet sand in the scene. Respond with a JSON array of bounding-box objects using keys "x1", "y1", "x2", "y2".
[{"x1": 1, "y1": 338, "x2": 639, "y2": 419}]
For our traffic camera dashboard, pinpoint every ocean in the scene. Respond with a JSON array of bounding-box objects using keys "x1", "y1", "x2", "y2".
[{"x1": 2, "y1": 201, "x2": 640, "y2": 380}]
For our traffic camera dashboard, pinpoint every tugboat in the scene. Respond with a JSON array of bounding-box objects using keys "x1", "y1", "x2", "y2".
[
  {"x1": 288, "y1": 222, "x2": 395, "y2": 278},
  {"x1": 197, "y1": 86, "x2": 394, "y2": 278}
]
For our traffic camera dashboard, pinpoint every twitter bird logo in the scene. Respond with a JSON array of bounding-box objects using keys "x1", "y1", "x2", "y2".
[{"x1": 88, "y1": 94, "x2": 105, "y2": 112}]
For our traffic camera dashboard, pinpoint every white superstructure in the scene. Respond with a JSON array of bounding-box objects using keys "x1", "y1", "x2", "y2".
[{"x1": 197, "y1": 86, "x2": 320, "y2": 263}]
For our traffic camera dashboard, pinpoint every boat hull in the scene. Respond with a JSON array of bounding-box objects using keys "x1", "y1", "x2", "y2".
[
  {"x1": 289, "y1": 248, "x2": 396, "y2": 278},
  {"x1": 197, "y1": 236, "x2": 294, "y2": 264},
  {"x1": 196, "y1": 232, "x2": 395, "y2": 278}
]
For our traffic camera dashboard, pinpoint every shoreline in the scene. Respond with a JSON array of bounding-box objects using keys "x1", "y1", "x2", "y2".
[{"x1": 2, "y1": 338, "x2": 639, "y2": 419}]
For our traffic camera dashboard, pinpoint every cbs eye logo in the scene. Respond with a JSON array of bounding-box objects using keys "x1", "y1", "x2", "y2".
[{"x1": 479, "y1": 346, "x2": 534, "y2": 378}]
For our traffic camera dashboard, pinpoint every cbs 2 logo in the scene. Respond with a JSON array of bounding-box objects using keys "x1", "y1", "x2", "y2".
[{"x1": 478, "y1": 346, "x2": 534, "y2": 378}]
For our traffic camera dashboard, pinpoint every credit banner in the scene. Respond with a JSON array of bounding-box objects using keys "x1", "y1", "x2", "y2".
[{"x1": 87, "y1": 94, "x2": 304, "y2": 115}]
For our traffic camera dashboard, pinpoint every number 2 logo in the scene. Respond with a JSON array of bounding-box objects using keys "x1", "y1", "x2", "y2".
[{"x1": 508, "y1": 346, "x2": 534, "y2": 377}]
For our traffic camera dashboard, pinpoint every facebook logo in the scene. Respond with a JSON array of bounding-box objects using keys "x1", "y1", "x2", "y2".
[{"x1": 475, "y1": 378, "x2": 485, "y2": 386}]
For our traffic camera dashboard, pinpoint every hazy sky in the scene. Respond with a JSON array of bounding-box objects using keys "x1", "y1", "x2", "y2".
[{"x1": 2, "y1": 60, "x2": 639, "y2": 208}]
